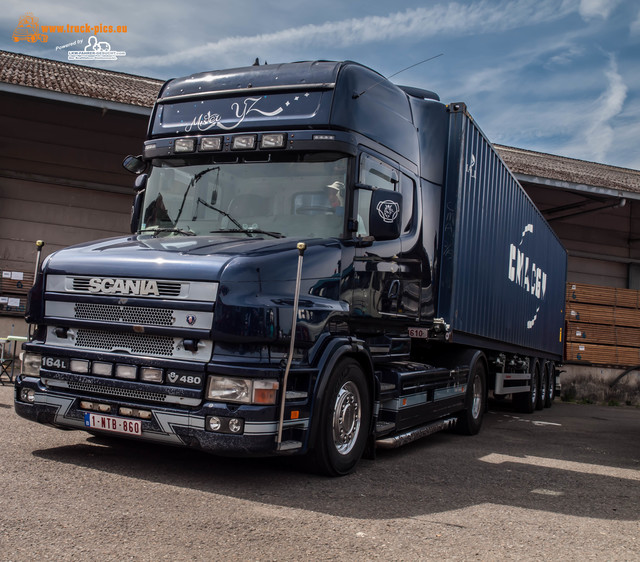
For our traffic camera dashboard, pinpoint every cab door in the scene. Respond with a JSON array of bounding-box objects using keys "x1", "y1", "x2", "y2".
[{"x1": 349, "y1": 151, "x2": 421, "y2": 323}]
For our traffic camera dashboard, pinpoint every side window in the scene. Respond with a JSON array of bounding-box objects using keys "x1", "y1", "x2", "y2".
[
  {"x1": 357, "y1": 153, "x2": 398, "y2": 236},
  {"x1": 399, "y1": 173, "x2": 415, "y2": 233}
]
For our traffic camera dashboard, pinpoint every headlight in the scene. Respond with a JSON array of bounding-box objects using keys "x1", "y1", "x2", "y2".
[
  {"x1": 206, "y1": 376, "x2": 279, "y2": 405},
  {"x1": 22, "y1": 353, "x2": 42, "y2": 377}
]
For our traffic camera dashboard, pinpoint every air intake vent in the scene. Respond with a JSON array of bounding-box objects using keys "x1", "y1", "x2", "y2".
[
  {"x1": 67, "y1": 381, "x2": 167, "y2": 402},
  {"x1": 74, "y1": 303, "x2": 174, "y2": 326},
  {"x1": 75, "y1": 329, "x2": 176, "y2": 356}
]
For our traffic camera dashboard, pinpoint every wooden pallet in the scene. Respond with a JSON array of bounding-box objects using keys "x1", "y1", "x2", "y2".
[
  {"x1": 566, "y1": 341, "x2": 640, "y2": 366},
  {"x1": 567, "y1": 282, "x2": 640, "y2": 309},
  {"x1": 565, "y1": 282, "x2": 640, "y2": 367},
  {"x1": 566, "y1": 321, "x2": 640, "y2": 347},
  {"x1": 566, "y1": 302, "x2": 640, "y2": 329}
]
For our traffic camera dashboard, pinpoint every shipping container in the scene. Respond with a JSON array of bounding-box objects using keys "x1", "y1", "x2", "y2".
[{"x1": 438, "y1": 105, "x2": 566, "y2": 360}]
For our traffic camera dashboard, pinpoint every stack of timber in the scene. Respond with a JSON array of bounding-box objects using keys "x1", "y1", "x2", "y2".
[
  {"x1": 0, "y1": 269, "x2": 34, "y2": 316},
  {"x1": 566, "y1": 282, "x2": 640, "y2": 366}
]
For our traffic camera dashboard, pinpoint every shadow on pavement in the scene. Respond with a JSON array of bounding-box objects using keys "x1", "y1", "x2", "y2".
[{"x1": 31, "y1": 400, "x2": 640, "y2": 521}]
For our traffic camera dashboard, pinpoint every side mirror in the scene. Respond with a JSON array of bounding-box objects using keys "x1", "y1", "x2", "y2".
[
  {"x1": 123, "y1": 154, "x2": 146, "y2": 174},
  {"x1": 130, "y1": 189, "x2": 145, "y2": 234},
  {"x1": 369, "y1": 189, "x2": 402, "y2": 241}
]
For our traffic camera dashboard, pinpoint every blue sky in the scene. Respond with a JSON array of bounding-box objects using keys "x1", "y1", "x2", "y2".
[{"x1": 2, "y1": 0, "x2": 639, "y2": 170}]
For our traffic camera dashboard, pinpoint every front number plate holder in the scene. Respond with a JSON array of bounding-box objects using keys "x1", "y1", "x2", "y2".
[{"x1": 84, "y1": 413, "x2": 142, "y2": 436}]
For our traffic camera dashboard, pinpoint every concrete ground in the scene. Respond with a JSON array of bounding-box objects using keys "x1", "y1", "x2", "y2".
[{"x1": 0, "y1": 383, "x2": 638, "y2": 561}]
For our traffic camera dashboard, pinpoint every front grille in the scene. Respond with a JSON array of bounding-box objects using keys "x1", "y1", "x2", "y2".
[
  {"x1": 75, "y1": 328, "x2": 175, "y2": 356},
  {"x1": 67, "y1": 381, "x2": 167, "y2": 402},
  {"x1": 74, "y1": 303, "x2": 174, "y2": 326}
]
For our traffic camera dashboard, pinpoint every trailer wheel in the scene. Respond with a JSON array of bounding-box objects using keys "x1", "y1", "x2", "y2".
[
  {"x1": 544, "y1": 363, "x2": 555, "y2": 408},
  {"x1": 455, "y1": 359, "x2": 486, "y2": 435},
  {"x1": 537, "y1": 361, "x2": 547, "y2": 411},
  {"x1": 514, "y1": 359, "x2": 539, "y2": 414},
  {"x1": 310, "y1": 358, "x2": 371, "y2": 476}
]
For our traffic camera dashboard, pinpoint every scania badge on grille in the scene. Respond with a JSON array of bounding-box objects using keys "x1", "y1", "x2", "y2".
[
  {"x1": 186, "y1": 315, "x2": 197, "y2": 325},
  {"x1": 88, "y1": 277, "x2": 159, "y2": 296}
]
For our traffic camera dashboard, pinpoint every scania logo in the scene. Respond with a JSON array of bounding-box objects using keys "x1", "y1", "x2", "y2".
[
  {"x1": 88, "y1": 277, "x2": 159, "y2": 296},
  {"x1": 376, "y1": 200, "x2": 400, "y2": 223}
]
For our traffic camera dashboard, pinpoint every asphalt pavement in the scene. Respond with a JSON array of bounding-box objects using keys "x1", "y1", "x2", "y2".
[{"x1": 0, "y1": 383, "x2": 638, "y2": 561}]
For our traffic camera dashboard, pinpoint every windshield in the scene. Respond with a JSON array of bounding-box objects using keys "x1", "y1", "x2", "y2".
[{"x1": 140, "y1": 155, "x2": 349, "y2": 239}]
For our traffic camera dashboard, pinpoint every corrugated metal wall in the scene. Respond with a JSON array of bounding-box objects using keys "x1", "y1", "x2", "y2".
[
  {"x1": 0, "y1": 91, "x2": 148, "y2": 334},
  {"x1": 522, "y1": 183, "x2": 636, "y2": 288},
  {"x1": 439, "y1": 108, "x2": 566, "y2": 359},
  {"x1": 0, "y1": 92, "x2": 147, "y2": 270}
]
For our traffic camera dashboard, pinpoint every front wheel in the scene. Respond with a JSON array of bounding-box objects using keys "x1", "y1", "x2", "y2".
[{"x1": 309, "y1": 358, "x2": 371, "y2": 476}]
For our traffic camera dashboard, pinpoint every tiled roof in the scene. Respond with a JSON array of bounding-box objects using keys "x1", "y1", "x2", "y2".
[
  {"x1": 2, "y1": 50, "x2": 639, "y2": 194},
  {"x1": 0, "y1": 49, "x2": 162, "y2": 108},
  {"x1": 496, "y1": 144, "x2": 640, "y2": 195}
]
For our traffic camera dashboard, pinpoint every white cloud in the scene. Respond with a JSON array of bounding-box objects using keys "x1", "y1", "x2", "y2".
[
  {"x1": 631, "y1": 9, "x2": 640, "y2": 35},
  {"x1": 578, "y1": 0, "x2": 620, "y2": 20},
  {"x1": 581, "y1": 55, "x2": 628, "y2": 162},
  {"x1": 119, "y1": 0, "x2": 579, "y2": 70}
]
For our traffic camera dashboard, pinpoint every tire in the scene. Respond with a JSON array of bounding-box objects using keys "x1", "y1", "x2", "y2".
[
  {"x1": 455, "y1": 358, "x2": 486, "y2": 435},
  {"x1": 536, "y1": 361, "x2": 546, "y2": 411},
  {"x1": 309, "y1": 358, "x2": 371, "y2": 476},
  {"x1": 513, "y1": 359, "x2": 539, "y2": 413},
  {"x1": 544, "y1": 363, "x2": 556, "y2": 408}
]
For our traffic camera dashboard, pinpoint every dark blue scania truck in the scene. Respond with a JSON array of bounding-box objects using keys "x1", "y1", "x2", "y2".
[{"x1": 15, "y1": 61, "x2": 566, "y2": 475}]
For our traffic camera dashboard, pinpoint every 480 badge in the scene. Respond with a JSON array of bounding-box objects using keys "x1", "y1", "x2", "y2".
[{"x1": 166, "y1": 370, "x2": 202, "y2": 387}]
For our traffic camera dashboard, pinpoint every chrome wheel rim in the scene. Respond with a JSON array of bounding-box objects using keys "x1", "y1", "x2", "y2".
[{"x1": 332, "y1": 381, "x2": 362, "y2": 455}]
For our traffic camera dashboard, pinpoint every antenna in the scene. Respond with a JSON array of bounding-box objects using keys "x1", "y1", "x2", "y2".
[{"x1": 353, "y1": 53, "x2": 444, "y2": 99}]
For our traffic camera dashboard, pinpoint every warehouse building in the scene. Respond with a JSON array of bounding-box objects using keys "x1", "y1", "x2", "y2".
[{"x1": 1, "y1": 50, "x2": 639, "y2": 400}]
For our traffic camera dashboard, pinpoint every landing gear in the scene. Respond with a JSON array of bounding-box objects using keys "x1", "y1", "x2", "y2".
[{"x1": 514, "y1": 358, "x2": 540, "y2": 414}]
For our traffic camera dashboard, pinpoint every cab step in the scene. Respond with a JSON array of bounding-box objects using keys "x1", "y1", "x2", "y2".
[
  {"x1": 277, "y1": 440, "x2": 302, "y2": 452},
  {"x1": 375, "y1": 421, "x2": 396, "y2": 436},
  {"x1": 375, "y1": 417, "x2": 458, "y2": 449}
]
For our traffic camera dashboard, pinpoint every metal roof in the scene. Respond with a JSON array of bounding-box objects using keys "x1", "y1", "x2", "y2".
[{"x1": 1, "y1": 49, "x2": 638, "y2": 196}]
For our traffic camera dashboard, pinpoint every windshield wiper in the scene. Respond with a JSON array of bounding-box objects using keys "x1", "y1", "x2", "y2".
[
  {"x1": 173, "y1": 166, "x2": 220, "y2": 224},
  {"x1": 139, "y1": 227, "x2": 196, "y2": 237},
  {"x1": 209, "y1": 228, "x2": 285, "y2": 239},
  {"x1": 194, "y1": 198, "x2": 245, "y2": 231}
]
